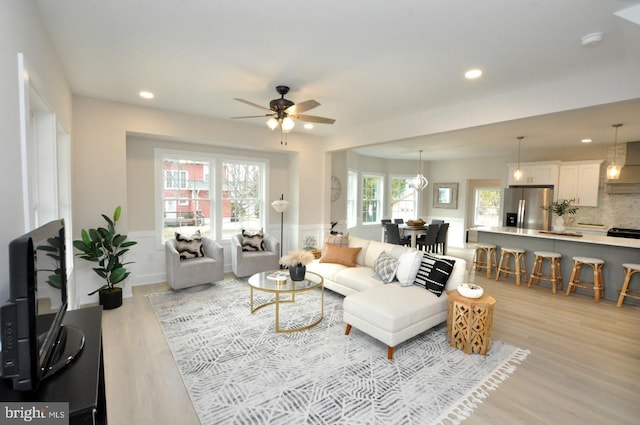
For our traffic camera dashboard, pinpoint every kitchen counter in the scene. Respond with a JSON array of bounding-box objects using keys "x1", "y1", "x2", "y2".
[
  {"x1": 474, "y1": 226, "x2": 640, "y2": 305},
  {"x1": 473, "y1": 226, "x2": 640, "y2": 249}
]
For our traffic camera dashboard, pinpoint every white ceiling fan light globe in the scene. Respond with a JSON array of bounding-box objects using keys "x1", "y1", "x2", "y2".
[
  {"x1": 266, "y1": 117, "x2": 279, "y2": 130},
  {"x1": 282, "y1": 116, "x2": 295, "y2": 133}
]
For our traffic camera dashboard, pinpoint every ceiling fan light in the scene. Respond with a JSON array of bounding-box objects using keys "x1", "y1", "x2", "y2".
[
  {"x1": 266, "y1": 117, "x2": 278, "y2": 130},
  {"x1": 282, "y1": 116, "x2": 295, "y2": 133}
]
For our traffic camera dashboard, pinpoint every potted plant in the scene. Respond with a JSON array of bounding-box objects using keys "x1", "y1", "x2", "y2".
[
  {"x1": 543, "y1": 199, "x2": 578, "y2": 232},
  {"x1": 279, "y1": 249, "x2": 315, "y2": 281},
  {"x1": 73, "y1": 206, "x2": 137, "y2": 309}
]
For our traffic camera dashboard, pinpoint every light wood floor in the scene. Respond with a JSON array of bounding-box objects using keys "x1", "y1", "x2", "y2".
[{"x1": 101, "y1": 263, "x2": 640, "y2": 425}]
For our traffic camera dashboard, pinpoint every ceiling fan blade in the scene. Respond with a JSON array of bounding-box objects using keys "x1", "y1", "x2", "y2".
[
  {"x1": 234, "y1": 98, "x2": 273, "y2": 113},
  {"x1": 286, "y1": 99, "x2": 320, "y2": 115},
  {"x1": 231, "y1": 114, "x2": 274, "y2": 119},
  {"x1": 292, "y1": 114, "x2": 336, "y2": 124}
]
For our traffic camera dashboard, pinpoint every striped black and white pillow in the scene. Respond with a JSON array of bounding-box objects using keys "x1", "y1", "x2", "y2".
[
  {"x1": 242, "y1": 228, "x2": 266, "y2": 252},
  {"x1": 414, "y1": 253, "x2": 456, "y2": 296},
  {"x1": 175, "y1": 230, "x2": 204, "y2": 260}
]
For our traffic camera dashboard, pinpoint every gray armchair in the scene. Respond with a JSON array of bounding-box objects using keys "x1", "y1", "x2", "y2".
[
  {"x1": 231, "y1": 233, "x2": 280, "y2": 278},
  {"x1": 165, "y1": 237, "x2": 224, "y2": 290}
]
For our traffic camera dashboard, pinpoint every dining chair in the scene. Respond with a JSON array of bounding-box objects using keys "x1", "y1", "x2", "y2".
[
  {"x1": 435, "y1": 223, "x2": 449, "y2": 254},
  {"x1": 384, "y1": 223, "x2": 410, "y2": 246},
  {"x1": 417, "y1": 223, "x2": 440, "y2": 252},
  {"x1": 393, "y1": 218, "x2": 404, "y2": 224},
  {"x1": 381, "y1": 219, "x2": 392, "y2": 242}
]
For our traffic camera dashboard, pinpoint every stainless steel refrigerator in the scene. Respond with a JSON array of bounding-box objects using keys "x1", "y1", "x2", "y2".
[{"x1": 503, "y1": 186, "x2": 553, "y2": 230}]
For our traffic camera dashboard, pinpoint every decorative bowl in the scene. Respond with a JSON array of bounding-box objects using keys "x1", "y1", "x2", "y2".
[
  {"x1": 406, "y1": 219, "x2": 426, "y2": 227},
  {"x1": 457, "y1": 283, "x2": 484, "y2": 299}
]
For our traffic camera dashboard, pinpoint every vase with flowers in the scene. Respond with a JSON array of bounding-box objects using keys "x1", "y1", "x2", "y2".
[
  {"x1": 543, "y1": 199, "x2": 578, "y2": 232},
  {"x1": 280, "y1": 249, "x2": 315, "y2": 281}
]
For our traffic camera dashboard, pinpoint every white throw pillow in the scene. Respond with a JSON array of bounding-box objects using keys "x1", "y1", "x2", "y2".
[{"x1": 396, "y1": 249, "x2": 423, "y2": 286}]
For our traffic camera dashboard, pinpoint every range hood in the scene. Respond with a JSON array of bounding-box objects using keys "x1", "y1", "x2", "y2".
[{"x1": 605, "y1": 141, "x2": 640, "y2": 194}]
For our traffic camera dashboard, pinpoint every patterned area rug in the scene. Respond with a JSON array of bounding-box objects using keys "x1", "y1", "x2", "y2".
[{"x1": 148, "y1": 279, "x2": 529, "y2": 425}]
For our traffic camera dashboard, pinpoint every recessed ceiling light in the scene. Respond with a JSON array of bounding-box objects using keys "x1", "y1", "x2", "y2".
[
  {"x1": 139, "y1": 91, "x2": 154, "y2": 99},
  {"x1": 581, "y1": 138, "x2": 593, "y2": 143},
  {"x1": 304, "y1": 123, "x2": 314, "y2": 130},
  {"x1": 581, "y1": 32, "x2": 604, "y2": 47},
  {"x1": 464, "y1": 69, "x2": 483, "y2": 79}
]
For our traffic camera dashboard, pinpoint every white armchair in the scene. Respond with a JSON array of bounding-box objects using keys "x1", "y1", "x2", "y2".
[
  {"x1": 165, "y1": 237, "x2": 224, "y2": 290},
  {"x1": 231, "y1": 233, "x2": 280, "y2": 278}
]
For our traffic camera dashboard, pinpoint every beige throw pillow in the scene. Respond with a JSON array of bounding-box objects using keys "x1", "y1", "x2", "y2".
[
  {"x1": 319, "y1": 244, "x2": 361, "y2": 267},
  {"x1": 323, "y1": 233, "x2": 349, "y2": 251}
]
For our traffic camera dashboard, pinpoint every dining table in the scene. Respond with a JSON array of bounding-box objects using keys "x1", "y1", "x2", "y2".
[{"x1": 398, "y1": 223, "x2": 429, "y2": 248}]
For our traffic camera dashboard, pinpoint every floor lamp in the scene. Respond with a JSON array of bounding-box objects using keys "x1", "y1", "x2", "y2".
[{"x1": 271, "y1": 194, "x2": 289, "y2": 260}]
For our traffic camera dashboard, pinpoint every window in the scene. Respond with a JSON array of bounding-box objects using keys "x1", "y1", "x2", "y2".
[
  {"x1": 161, "y1": 158, "x2": 212, "y2": 240},
  {"x1": 346, "y1": 171, "x2": 358, "y2": 228},
  {"x1": 474, "y1": 187, "x2": 501, "y2": 226},
  {"x1": 221, "y1": 160, "x2": 265, "y2": 239},
  {"x1": 164, "y1": 170, "x2": 188, "y2": 189},
  {"x1": 390, "y1": 176, "x2": 416, "y2": 220},
  {"x1": 156, "y1": 150, "x2": 267, "y2": 243},
  {"x1": 362, "y1": 174, "x2": 383, "y2": 224}
]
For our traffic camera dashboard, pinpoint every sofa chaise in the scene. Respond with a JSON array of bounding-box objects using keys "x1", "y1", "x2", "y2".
[{"x1": 306, "y1": 235, "x2": 467, "y2": 359}]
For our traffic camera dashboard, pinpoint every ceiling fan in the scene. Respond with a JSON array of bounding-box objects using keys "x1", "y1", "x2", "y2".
[{"x1": 232, "y1": 85, "x2": 336, "y2": 133}]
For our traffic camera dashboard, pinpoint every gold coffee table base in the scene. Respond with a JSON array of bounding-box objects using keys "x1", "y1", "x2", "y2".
[{"x1": 248, "y1": 271, "x2": 324, "y2": 333}]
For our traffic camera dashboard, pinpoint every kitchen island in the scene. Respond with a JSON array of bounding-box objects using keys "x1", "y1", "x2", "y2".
[{"x1": 475, "y1": 226, "x2": 640, "y2": 305}]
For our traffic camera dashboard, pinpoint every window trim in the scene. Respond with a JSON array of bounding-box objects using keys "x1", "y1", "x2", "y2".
[
  {"x1": 346, "y1": 170, "x2": 358, "y2": 228},
  {"x1": 389, "y1": 174, "x2": 418, "y2": 220},
  {"x1": 361, "y1": 172, "x2": 384, "y2": 225},
  {"x1": 154, "y1": 148, "x2": 269, "y2": 247}
]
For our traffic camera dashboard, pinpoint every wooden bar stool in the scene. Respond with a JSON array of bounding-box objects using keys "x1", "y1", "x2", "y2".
[
  {"x1": 565, "y1": 256, "x2": 604, "y2": 303},
  {"x1": 616, "y1": 263, "x2": 640, "y2": 307},
  {"x1": 495, "y1": 247, "x2": 527, "y2": 286},
  {"x1": 472, "y1": 243, "x2": 497, "y2": 279},
  {"x1": 528, "y1": 251, "x2": 563, "y2": 294}
]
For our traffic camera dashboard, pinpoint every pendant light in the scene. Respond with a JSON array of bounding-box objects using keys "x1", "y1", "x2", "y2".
[
  {"x1": 412, "y1": 150, "x2": 428, "y2": 191},
  {"x1": 513, "y1": 136, "x2": 524, "y2": 181},
  {"x1": 606, "y1": 123, "x2": 623, "y2": 180}
]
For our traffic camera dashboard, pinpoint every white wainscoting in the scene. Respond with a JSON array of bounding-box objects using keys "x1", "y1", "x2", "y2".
[{"x1": 112, "y1": 226, "x2": 331, "y2": 296}]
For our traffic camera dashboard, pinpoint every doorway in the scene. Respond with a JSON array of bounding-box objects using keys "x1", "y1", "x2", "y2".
[{"x1": 465, "y1": 179, "x2": 502, "y2": 242}]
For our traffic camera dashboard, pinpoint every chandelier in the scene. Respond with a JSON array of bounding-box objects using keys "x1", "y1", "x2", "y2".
[{"x1": 412, "y1": 150, "x2": 428, "y2": 191}]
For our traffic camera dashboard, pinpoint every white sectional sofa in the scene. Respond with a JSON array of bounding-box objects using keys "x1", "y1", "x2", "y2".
[{"x1": 306, "y1": 235, "x2": 467, "y2": 359}]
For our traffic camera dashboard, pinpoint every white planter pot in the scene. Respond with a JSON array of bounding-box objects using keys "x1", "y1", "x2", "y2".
[{"x1": 553, "y1": 216, "x2": 565, "y2": 232}]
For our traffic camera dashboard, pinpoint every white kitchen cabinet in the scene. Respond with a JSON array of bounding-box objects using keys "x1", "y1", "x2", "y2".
[
  {"x1": 557, "y1": 160, "x2": 603, "y2": 206},
  {"x1": 507, "y1": 161, "x2": 560, "y2": 186}
]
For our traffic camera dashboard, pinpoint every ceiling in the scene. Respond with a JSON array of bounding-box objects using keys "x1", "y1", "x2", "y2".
[{"x1": 35, "y1": 0, "x2": 640, "y2": 160}]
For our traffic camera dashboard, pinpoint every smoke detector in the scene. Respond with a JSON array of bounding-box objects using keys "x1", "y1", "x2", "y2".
[{"x1": 581, "y1": 32, "x2": 604, "y2": 47}]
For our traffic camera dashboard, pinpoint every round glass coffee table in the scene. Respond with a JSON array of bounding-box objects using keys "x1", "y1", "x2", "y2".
[{"x1": 248, "y1": 270, "x2": 324, "y2": 333}]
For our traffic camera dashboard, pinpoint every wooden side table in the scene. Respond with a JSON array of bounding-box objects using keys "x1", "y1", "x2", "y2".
[{"x1": 446, "y1": 289, "x2": 497, "y2": 355}]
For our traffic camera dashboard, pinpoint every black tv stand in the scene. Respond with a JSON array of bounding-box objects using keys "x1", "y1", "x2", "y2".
[
  {"x1": 0, "y1": 306, "x2": 106, "y2": 424},
  {"x1": 41, "y1": 324, "x2": 85, "y2": 381}
]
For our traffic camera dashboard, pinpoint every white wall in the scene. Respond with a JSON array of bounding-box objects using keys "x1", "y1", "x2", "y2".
[
  {"x1": 0, "y1": 0, "x2": 72, "y2": 303},
  {"x1": 332, "y1": 144, "x2": 640, "y2": 248},
  {"x1": 72, "y1": 97, "x2": 331, "y2": 304}
]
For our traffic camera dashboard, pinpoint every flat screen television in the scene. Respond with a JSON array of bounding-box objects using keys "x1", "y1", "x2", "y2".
[{"x1": 1, "y1": 219, "x2": 85, "y2": 391}]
